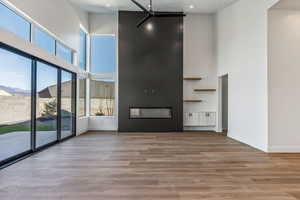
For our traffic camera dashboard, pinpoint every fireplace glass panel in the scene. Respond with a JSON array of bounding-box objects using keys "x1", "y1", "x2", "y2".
[{"x1": 130, "y1": 108, "x2": 172, "y2": 119}]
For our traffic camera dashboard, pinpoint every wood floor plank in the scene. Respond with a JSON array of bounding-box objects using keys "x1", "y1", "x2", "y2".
[{"x1": 0, "y1": 132, "x2": 300, "y2": 200}]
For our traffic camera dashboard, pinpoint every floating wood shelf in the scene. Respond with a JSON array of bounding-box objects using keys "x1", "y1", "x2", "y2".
[
  {"x1": 184, "y1": 100, "x2": 203, "y2": 103},
  {"x1": 194, "y1": 89, "x2": 216, "y2": 92},
  {"x1": 184, "y1": 77, "x2": 202, "y2": 81}
]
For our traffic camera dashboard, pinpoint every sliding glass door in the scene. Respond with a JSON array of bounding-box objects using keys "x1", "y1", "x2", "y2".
[
  {"x1": 0, "y1": 45, "x2": 76, "y2": 167},
  {"x1": 36, "y1": 62, "x2": 58, "y2": 148},
  {"x1": 61, "y1": 70, "x2": 75, "y2": 139},
  {"x1": 0, "y1": 48, "x2": 32, "y2": 162}
]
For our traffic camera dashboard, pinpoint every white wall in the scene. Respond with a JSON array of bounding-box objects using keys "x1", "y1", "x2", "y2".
[
  {"x1": 217, "y1": 0, "x2": 279, "y2": 151},
  {"x1": 5, "y1": 0, "x2": 88, "y2": 52},
  {"x1": 89, "y1": 13, "x2": 118, "y2": 35},
  {"x1": 88, "y1": 13, "x2": 119, "y2": 131},
  {"x1": 183, "y1": 14, "x2": 218, "y2": 131},
  {"x1": 77, "y1": 117, "x2": 89, "y2": 134},
  {"x1": 268, "y1": 9, "x2": 300, "y2": 152}
]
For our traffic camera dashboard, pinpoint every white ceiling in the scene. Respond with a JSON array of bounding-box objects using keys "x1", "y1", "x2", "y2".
[
  {"x1": 69, "y1": 0, "x2": 238, "y2": 14},
  {"x1": 272, "y1": 0, "x2": 300, "y2": 10}
]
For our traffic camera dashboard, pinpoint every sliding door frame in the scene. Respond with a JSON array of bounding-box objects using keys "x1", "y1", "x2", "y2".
[
  {"x1": 0, "y1": 42, "x2": 77, "y2": 169},
  {"x1": 57, "y1": 69, "x2": 62, "y2": 141}
]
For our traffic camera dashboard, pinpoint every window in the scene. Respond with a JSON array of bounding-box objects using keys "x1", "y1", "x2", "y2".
[
  {"x1": 0, "y1": 3, "x2": 30, "y2": 41},
  {"x1": 79, "y1": 78, "x2": 86, "y2": 117},
  {"x1": 34, "y1": 27, "x2": 55, "y2": 54},
  {"x1": 61, "y1": 70, "x2": 75, "y2": 139},
  {"x1": 91, "y1": 35, "x2": 116, "y2": 74},
  {"x1": 90, "y1": 79, "x2": 115, "y2": 116},
  {"x1": 90, "y1": 35, "x2": 116, "y2": 116},
  {"x1": 56, "y1": 42, "x2": 72, "y2": 63},
  {"x1": 0, "y1": 48, "x2": 32, "y2": 162},
  {"x1": 79, "y1": 29, "x2": 87, "y2": 70},
  {"x1": 0, "y1": 7, "x2": 78, "y2": 166},
  {"x1": 36, "y1": 62, "x2": 58, "y2": 148}
]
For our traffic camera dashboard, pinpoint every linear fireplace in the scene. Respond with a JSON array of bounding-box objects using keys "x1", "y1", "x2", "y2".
[{"x1": 130, "y1": 107, "x2": 172, "y2": 119}]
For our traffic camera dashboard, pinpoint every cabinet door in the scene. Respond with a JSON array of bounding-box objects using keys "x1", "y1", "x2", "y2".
[
  {"x1": 206, "y1": 112, "x2": 216, "y2": 126},
  {"x1": 199, "y1": 112, "x2": 208, "y2": 126},
  {"x1": 184, "y1": 112, "x2": 199, "y2": 126}
]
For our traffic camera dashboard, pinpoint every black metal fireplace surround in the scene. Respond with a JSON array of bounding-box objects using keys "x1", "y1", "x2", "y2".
[{"x1": 118, "y1": 11, "x2": 183, "y2": 132}]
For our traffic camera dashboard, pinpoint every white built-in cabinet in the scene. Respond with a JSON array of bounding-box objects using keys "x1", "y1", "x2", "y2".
[{"x1": 184, "y1": 112, "x2": 216, "y2": 127}]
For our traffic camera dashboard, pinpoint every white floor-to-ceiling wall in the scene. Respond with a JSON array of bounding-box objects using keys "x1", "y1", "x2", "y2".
[
  {"x1": 216, "y1": 0, "x2": 279, "y2": 152},
  {"x1": 183, "y1": 14, "x2": 218, "y2": 132},
  {"x1": 268, "y1": 2, "x2": 300, "y2": 152}
]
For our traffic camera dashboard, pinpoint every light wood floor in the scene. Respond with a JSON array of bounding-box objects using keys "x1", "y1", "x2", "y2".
[{"x1": 1, "y1": 132, "x2": 300, "y2": 200}]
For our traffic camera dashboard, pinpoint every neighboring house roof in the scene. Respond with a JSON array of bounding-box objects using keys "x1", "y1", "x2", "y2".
[
  {"x1": 0, "y1": 89, "x2": 12, "y2": 96},
  {"x1": 38, "y1": 80, "x2": 115, "y2": 99},
  {"x1": 90, "y1": 80, "x2": 115, "y2": 99}
]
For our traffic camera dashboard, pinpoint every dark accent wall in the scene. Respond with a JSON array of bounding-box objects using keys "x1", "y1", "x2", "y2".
[{"x1": 118, "y1": 11, "x2": 183, "y2": 132}]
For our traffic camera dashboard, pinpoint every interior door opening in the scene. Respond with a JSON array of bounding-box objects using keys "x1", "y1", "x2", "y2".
[{"x1": 221, "y1": 74, "x2": 228, "y2": 134}]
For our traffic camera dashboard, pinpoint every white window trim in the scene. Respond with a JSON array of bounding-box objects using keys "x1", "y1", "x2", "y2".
[
  {"x1": 89, "y1": 34, "x2": 117, "y2": 117},
  {"x1": 77, "y1": 76, "x2": 88, "y2": 118},
  {"x1": 79, "y1": 26, "x2": 89, "y2": 71}
]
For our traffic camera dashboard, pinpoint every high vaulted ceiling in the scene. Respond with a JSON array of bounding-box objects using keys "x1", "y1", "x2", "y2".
[{"x1": 69, "y1": 0, "x2": 238, "y2": 13}]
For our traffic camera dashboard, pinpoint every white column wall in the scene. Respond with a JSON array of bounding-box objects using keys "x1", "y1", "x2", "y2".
[
  {"x1": 268, "y1": 8, "x2": 300, "y2": 152},
  {"x1": 216, "y1": 0, "x2": 279, "y2": 151},
  {"x1": 183, "y1": 14, "x2": 218, "y2": 131}
]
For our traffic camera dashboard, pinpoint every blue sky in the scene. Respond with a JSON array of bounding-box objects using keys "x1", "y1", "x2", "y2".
[
  {"x1": 57, "y1": 43, "x2": 72, "y2": 63},
  {"x1": 37, "y1": 62, "x2": 58, "y2": 92},
  {"x1": 79, "y1": 30, "x2": 86, "y2": 69},
  {"x1": 62, "y1": 70, "x2": 72, "y2": 83},
  {"x1": 91, "y1": 35, "x2": 116, "y2": 74},
  {"x1": 34, "y1": 27, "x2": 56, "y2": 54},
  {"x1": 0, "y1": 49, "x2": 31, "y2": 91}
]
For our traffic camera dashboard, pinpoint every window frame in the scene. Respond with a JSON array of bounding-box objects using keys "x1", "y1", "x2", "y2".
[
  {"x1": 0, "y1": 1, "x2": 79, "y2": 169},
  {"x1": 89, "y1": 78, "x2": 115, "y2": 117},
  {"x1": 60, "y1": 69, "x2": 76, "y2": 139},
  {"x1": 56, "y1": 41, "x2": 73, "y2": 64},
  {"x1": 79, "y1": 28, "x2": 87, "y2": 70},
  {"x1": 33, "y1": 26, "x2": 56, "y2": 55},
  {"x1": 35, "y1": 60, "x2": 60, "y2": 149},
  {"x1": 90, "y1": 34, "x2": 116, "y2": 78},
  {"x1": 0, "y1": 42, "x2": 77, "y2": 169},
  {"x1": 79, "y1": 77, "x2": 87, "y2": 117},
  {"x1": 89, "y1": 34, "x2": 117, "y2": 117},
  {"x1": 0, "y1": 2, "x2": 31, "y2": 41}
]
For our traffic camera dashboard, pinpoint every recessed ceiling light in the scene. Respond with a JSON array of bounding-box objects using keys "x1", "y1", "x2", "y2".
[
  {"x1": 148, "y1": 4, "x2": 151, "y2": 8},
  {"x1": 189, "y1": 5, "x2": 194, "y2": 9},
  {"x1": 106, "y1": 3, "x2": 111, "y2": 7},
  {"x1": 146, "y1": 23, "x2": 153, "y2": 31}
]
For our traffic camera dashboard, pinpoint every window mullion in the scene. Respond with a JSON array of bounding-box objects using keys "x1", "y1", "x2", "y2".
[{"x1": 31, "y1": 59, "x2": 37, "y2": 151}]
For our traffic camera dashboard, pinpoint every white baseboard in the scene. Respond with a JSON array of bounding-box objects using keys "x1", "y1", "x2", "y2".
[
  {"x1": 184, "y1": 126, "x2": 216, "y2": 131},
  {"x1": 268, "y1": 146, "x2": 300, "y2": 153}
]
